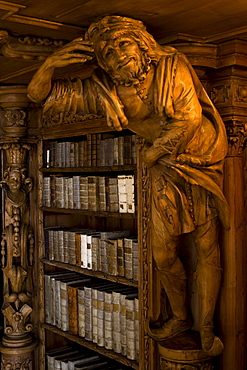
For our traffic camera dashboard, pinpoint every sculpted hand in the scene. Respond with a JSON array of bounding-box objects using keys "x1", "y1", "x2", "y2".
[
  {"x1": 27, "y1": 37, "x2": 95, "y2": 103},
  {"x1": 141, "y1": 143, "x2": 164, "y2": 168},
  {"x1": 44, "y1": 37, "x2": 95, "y2": 69}
]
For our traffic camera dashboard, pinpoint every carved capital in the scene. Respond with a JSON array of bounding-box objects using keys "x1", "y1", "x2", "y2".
[
  {"x1": 160, "y1": 358, "x2": 213, "y2": 369},
  {"x1": 225, "y1": 121, "x2": 247, "y2": 156},
  {"x1": 1, "y1": 358, "x2": 32, "y2": 370}
]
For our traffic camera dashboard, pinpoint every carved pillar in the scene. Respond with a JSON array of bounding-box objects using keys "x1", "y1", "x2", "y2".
[
  {"x1": 207, "y1": 62, "x2": 247, "y2": 370},
  {"x1": 0, "y1": 86, "x2": 37, "y2": 369}
]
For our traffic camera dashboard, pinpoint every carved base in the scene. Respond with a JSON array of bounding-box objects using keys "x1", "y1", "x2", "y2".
[
  {"x1": 2, "y1": 333, "x2": 33, "y2": 348},
  {"x1": 158, "y1": 331, "x2": 213, "y2": 369},
  {"x1": 0, "y1": 340, "x2": 38, "y2": 370}
]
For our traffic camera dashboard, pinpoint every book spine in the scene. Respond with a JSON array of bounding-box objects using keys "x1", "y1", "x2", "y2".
[
  {"x1": 80, "y1": 176, "x2": 89, "y2": 210},
  {"x1": 120, "y1": 294, "x2": 127, "y2": 356},
  {"x1": 64, "y1": 177, "x2": 69, "y2": 208},
  {"x1": 117, "y1": 238, "x2": 125, "y2": 277},
  {"x1": 68, "y1": 285, "x2": 79, "y2": 335},
  {"x1": 108, "y1": 177, "x2": 119, "y2": 212},
  {"x1": 60, "y1": 282, "x2": 69, "y2": 332},
  {"x1": 135, "y1": 297, "x2": 139, "y2": 362},
  {"x1": 107, "y1": 239, "x2": 118, "y2": 276},
  {"x1": 97, "y1": 290, "x2": 105, "y2": 347},
  {"x1": 58, "y1": 230, "x2": 64, "y2": 263},
  {"x1": 91, "y1": 288, "x2": 98, "y2": 343},
  {"x1": 84, "y1": 286, "x2": 93, "y2": 341},
  {"x1": 63, "y1": 231, "x2": 69, "y2": 264},
  {"x1": 91, "y1": 236, "x2": 99, "y2": 271},
  {"x1": 78, "y1": 289, "x2": 85, "y2": 337},
  {"x1": 55, "y1": 279, "x2": 61, "y2": 328},
  {"x1": 68, "y1": 231, "x2": 76, "y2": 266},
  {"x1": 44, "y1": 275, "x2": 51, "y2": 324},
  {"x1": 98, "y1": 176, "x2": 106, "y2": 212},
  {"x1": 88, "y1": 176, "x2": 98, "y2": 211},
  {"x1": 104, "y1": 291, "x2": 113, "y2": 350},
  {"x1": 126, "y1": 298, "x2": 136, "y2": 360},
  {"x1": 78, "y1": 140, "x2": 84, "y2": 167},
  {"x1": 67, "y1": 177, "x2": 73, "y2": 209},
  {"x1": 73, "y1": 176, "x2": 81, "y2": 209},
  {"x1": 118, "y1": 175, "x2": 127, "y2": 213},
  {"x1": 132, "y1": 240, "x2": 139, "y2": 281},
  {"x1": 55, "y1": 176, "x2": 65, "y2": 208},
  {"x1": 86, "y1": 134, "x2": 92, "y2": 167},
  {"x1": 112, "y1": 292, "x2": 121, "y2": 353},
  {"x1": 48, "y1": 230, "x2": 54, "y2": 260},
  {"x1": 53, "y1": 230, "x2": 59, "y2": 261},
  {"x1": 74, "y1": 142, "x2": 79, "y2": 167},
  {"x1": 91, "y1": 133, "x2": 97, "y2": 167},
  {"x1": 126, "y1": 175, "x2": 135, "y2": 213},
  {"x1": 75, "y1": 233, "x2": 82, "y2": 267},
  {"x1": 70, "y1": 142, "x2": 75, "y2": 167},
  {"x1": 87, "y1": 235, "x2": 93, "y2": 270},
  {"x1": 124, "y1": 238, "x2": 133, "y2": 280},
  {"x1": 43, "y1": 177, "x2": 51, "y2": 207},
  {"x1": 81, "y1": 233, "x2": 88, "y2": 269}
]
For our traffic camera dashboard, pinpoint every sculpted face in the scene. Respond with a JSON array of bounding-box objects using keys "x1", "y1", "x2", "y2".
[
  {"x1": 97, "y1": 33, "x2": 150, "y2": 86},
  {"x1": 7, "y1": 170, "x2": 22, "y2": 192}
]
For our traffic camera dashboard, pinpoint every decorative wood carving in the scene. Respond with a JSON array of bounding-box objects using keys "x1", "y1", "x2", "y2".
[
  {"x1": 27, "y1": 15, "x2": 230, "y2": 368},
  {"x1": 0, "y1": 87, "x2": 37, "y2": 368}
]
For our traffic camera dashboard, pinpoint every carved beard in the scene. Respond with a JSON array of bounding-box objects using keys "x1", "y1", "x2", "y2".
[{"x1": 105, "y1": 53, "x2": 151, "y2": 87}]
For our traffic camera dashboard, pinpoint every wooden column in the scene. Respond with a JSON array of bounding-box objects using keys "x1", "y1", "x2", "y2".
[{"x1": 0, "y1": 86, "x2": 38, "y2": 369}]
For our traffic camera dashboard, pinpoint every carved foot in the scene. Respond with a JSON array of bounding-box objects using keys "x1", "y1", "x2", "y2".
[
  {"x1": 200, "y1": 327, "x2": 224, "y2": 356},
  {"x1": 148, "y1": 316, "x2": 192, "y2": 341}
]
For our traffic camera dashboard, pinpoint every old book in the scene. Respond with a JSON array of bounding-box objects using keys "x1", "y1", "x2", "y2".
[
  {"x1": 67, "y1": 352, "x2": 99, "y2": 370},
  {"x1": 74, "y1": 141, "x2": 79, "y2": 167},
  {"x1": 87, "y1": 232, "x2": 101, "y2": 270},
  {"x1": 91, "y1": 133, "x2": 97, "y2": 167},
  {"x1": 80, "y1": 176, "x2": 89, "y2": 211},
  {"x1": 64, "y1": 141, "x2": 71, "y2": 167},
  {"x1": 99, "y1": 138, "x2": 105, "y2": 166},
  {"x1": 73, "y1": 176, "x2": 81, "y2": 209},
  {"x1": 124, "y1": 236, "x2": 138, "y2": 280},
  {"x1": 132, "y1": 240, "x2": 139, "y2": 282},
  {"x1": 54, "y1": 350, "x2": 79, "y2": 370},
  {"x1": 60, "y1": 274, "x2": 89, "y2": 332},
  {"x1": 91, "y1": 235, "x2": 100, "y2": 271},
  {"x1": 126, "y1": 175, "x2": 135, "y2": 213},
  {"x1": 100, "y1": 230, "x2": 130, "y2": 273},
  {"x1": 63, "y1": 230, "x2": 70, "y2": 264},
  {"x1": 74, "y1": 229, "x2": 90, "y2": 267},
  {"x1": 67, "y1": 177, "x2": 74, "y2": 209},
  {"x1": 123, "y1": 135, "x2": 132, "y2": 165},
  {"x1": 67, "y1": 278, "x2": 92, "y2": 335},
  {"x1": 44, "y1": 271, "x2": 66, "y2": 324},
  {"x1": 60, "y1": 141, "x2": 66, "y2": 167},
  {"x1": 106, "y1": 238, "x2": 118, "y2": 276},
  {"x1": 64, "y1": 177, "x2": 69, "y2": 208},
  {"x1": 113, "y1": 137, "x2": 119, "y2": 165},
  {"x1": 91, "y1": 282, "x2": 110, "y2": 344},
  {"x1": 98, "y1": 176, "x2": 106, "y2": 212},
  {"x1": 78, "y1": 139, "x2": 85, "y2": 167},
  {"x1": 120, "y1": 291, "x2": 138, "y2": 357},
  {"x1": 88, "y1": 176, "x2": 99, "y2": 211},
  {"x1": 96, "y1": 133, "x2": 102, "y2": 167},
  {"x1": 50, "y1": 174, "x2": 57, "y2": 208},
  {"x1": 46, "y1": 346, "x2": 73, "y2": 370},
  {"x1": 43, "y1": 176, "x2": 51, "y2": 207},
  {"x1": 117, "y1": 238, "x2": 125, "y2": 277},
  {"x1": 80, "y1": 230, "x2": 96, "y2": 269},
  {"x1": 104, "y1": 288, "x2": 113, "y2": 350},
  {"x1": 117, "y1": 175, "x2": 127, "y2": 213},
  {"x1": 78, "y1": 288, "x2": 85, "y2": 337},
  {"x1": 126, "y1": 297, "x2": 136, "y2": 360},
  {"x1": 55, "y1": 272, "x2": 81, "y2": 329},
  {"x1": 58, "y1": 229, "x2": 64, "y2": 262},
  {"x1": 55, "y1": 176, "x2": 65, "y2": 208},
  {"x1": 43, "y1": 225, "x2": 61, "y2": 260},
  {"x1": 74, "y1": 360, "x2": 110, "y2": 369},
  {"x1": 70, "y1": 142, "x2": 75, "y2": 167},
  {"x1": 135, "y1": 297, "x2": 139, "y2": 362},
  {"x1": 55, "y1": 141, "x2": 62, "y2": 167},
  {"x1": 107, "y1": 177, "x2": 119, "y2": 212},
  {"x1": 118, "y1": 136, "x2": 124, "y2": 166},
  {"x1": 86, "y1": 134, "x2": 92, "y2": 167}
]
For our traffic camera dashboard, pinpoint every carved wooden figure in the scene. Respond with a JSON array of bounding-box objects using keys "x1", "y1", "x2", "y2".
[{"x1": 27, "y1": 15, "x2": 229, "y2": 366}]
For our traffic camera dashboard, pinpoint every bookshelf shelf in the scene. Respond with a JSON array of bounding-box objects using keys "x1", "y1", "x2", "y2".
[
  {"x1": 43, "y1": 323, "x2": 139, "y2": 369},
  {"x1": 41, "y1": 206, "x2": 137, "y2": 218},
  {"x1": 40, "y1": 165, "x2": 136, "y2": 173},
  {"x1": 42, "y1": 258, "x2": 138, "y2": 288}
]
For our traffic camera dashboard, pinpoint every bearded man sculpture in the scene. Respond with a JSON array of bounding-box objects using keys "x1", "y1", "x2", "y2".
[{"x1": 27, "y1": 15, "x2": 229, "y2": 357}]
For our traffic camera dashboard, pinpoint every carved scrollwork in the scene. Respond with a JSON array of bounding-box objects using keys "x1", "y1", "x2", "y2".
[
  {"x1": 17, "y1": 36, "x2": 64, "y2": 48},
  {"x1": 210, "y1": 85, "x2": 230, "y2": 104},
  {"x1": 1, "y1": 358, "x2": 32, "y2": 370},
  {"x1": 42, "y1": 112, "x2": 105, "y2": 127},
  {"x1": 5, "y1": 110, "x2": 26, "y2": 127},
  {"x1": 226, "y1": 122, "x2": 247, "y2": 156},
  {"x1": 160, "y1": 359, "x2": 213, "y2": 370}
]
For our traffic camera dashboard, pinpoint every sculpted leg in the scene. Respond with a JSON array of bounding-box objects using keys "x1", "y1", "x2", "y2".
[
  {"x1": 149, "y1": 234, "x2": 191, "y2": 340},
  {"x1": 193, "y1": 218, "x2": 224, "y2": 356}
]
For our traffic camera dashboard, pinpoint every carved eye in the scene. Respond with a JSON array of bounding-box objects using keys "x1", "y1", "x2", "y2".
[
  {"x1": 105, "y1": 49, "x2": 113, "y2": 58},
  {"x1": 119, "y1": 40, "x2": 129, "y2": 47}
]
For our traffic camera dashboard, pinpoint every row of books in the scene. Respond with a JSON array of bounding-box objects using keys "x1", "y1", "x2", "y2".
[
  {"x1": 45, "y1": 133, "x2": 137, "y2": 168},
  {"x1": 43, "y1": 174, "x2": 135, "y2": 213},
  {"x1": 44, "y1": 228, "x2": 138, "y2": 281},
  {"x1": 46, "y1": 345, "x2": 131, "y2": 370},
  {"x1": 44, "y1": 272, "x2": 139, "y2": 362}
]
